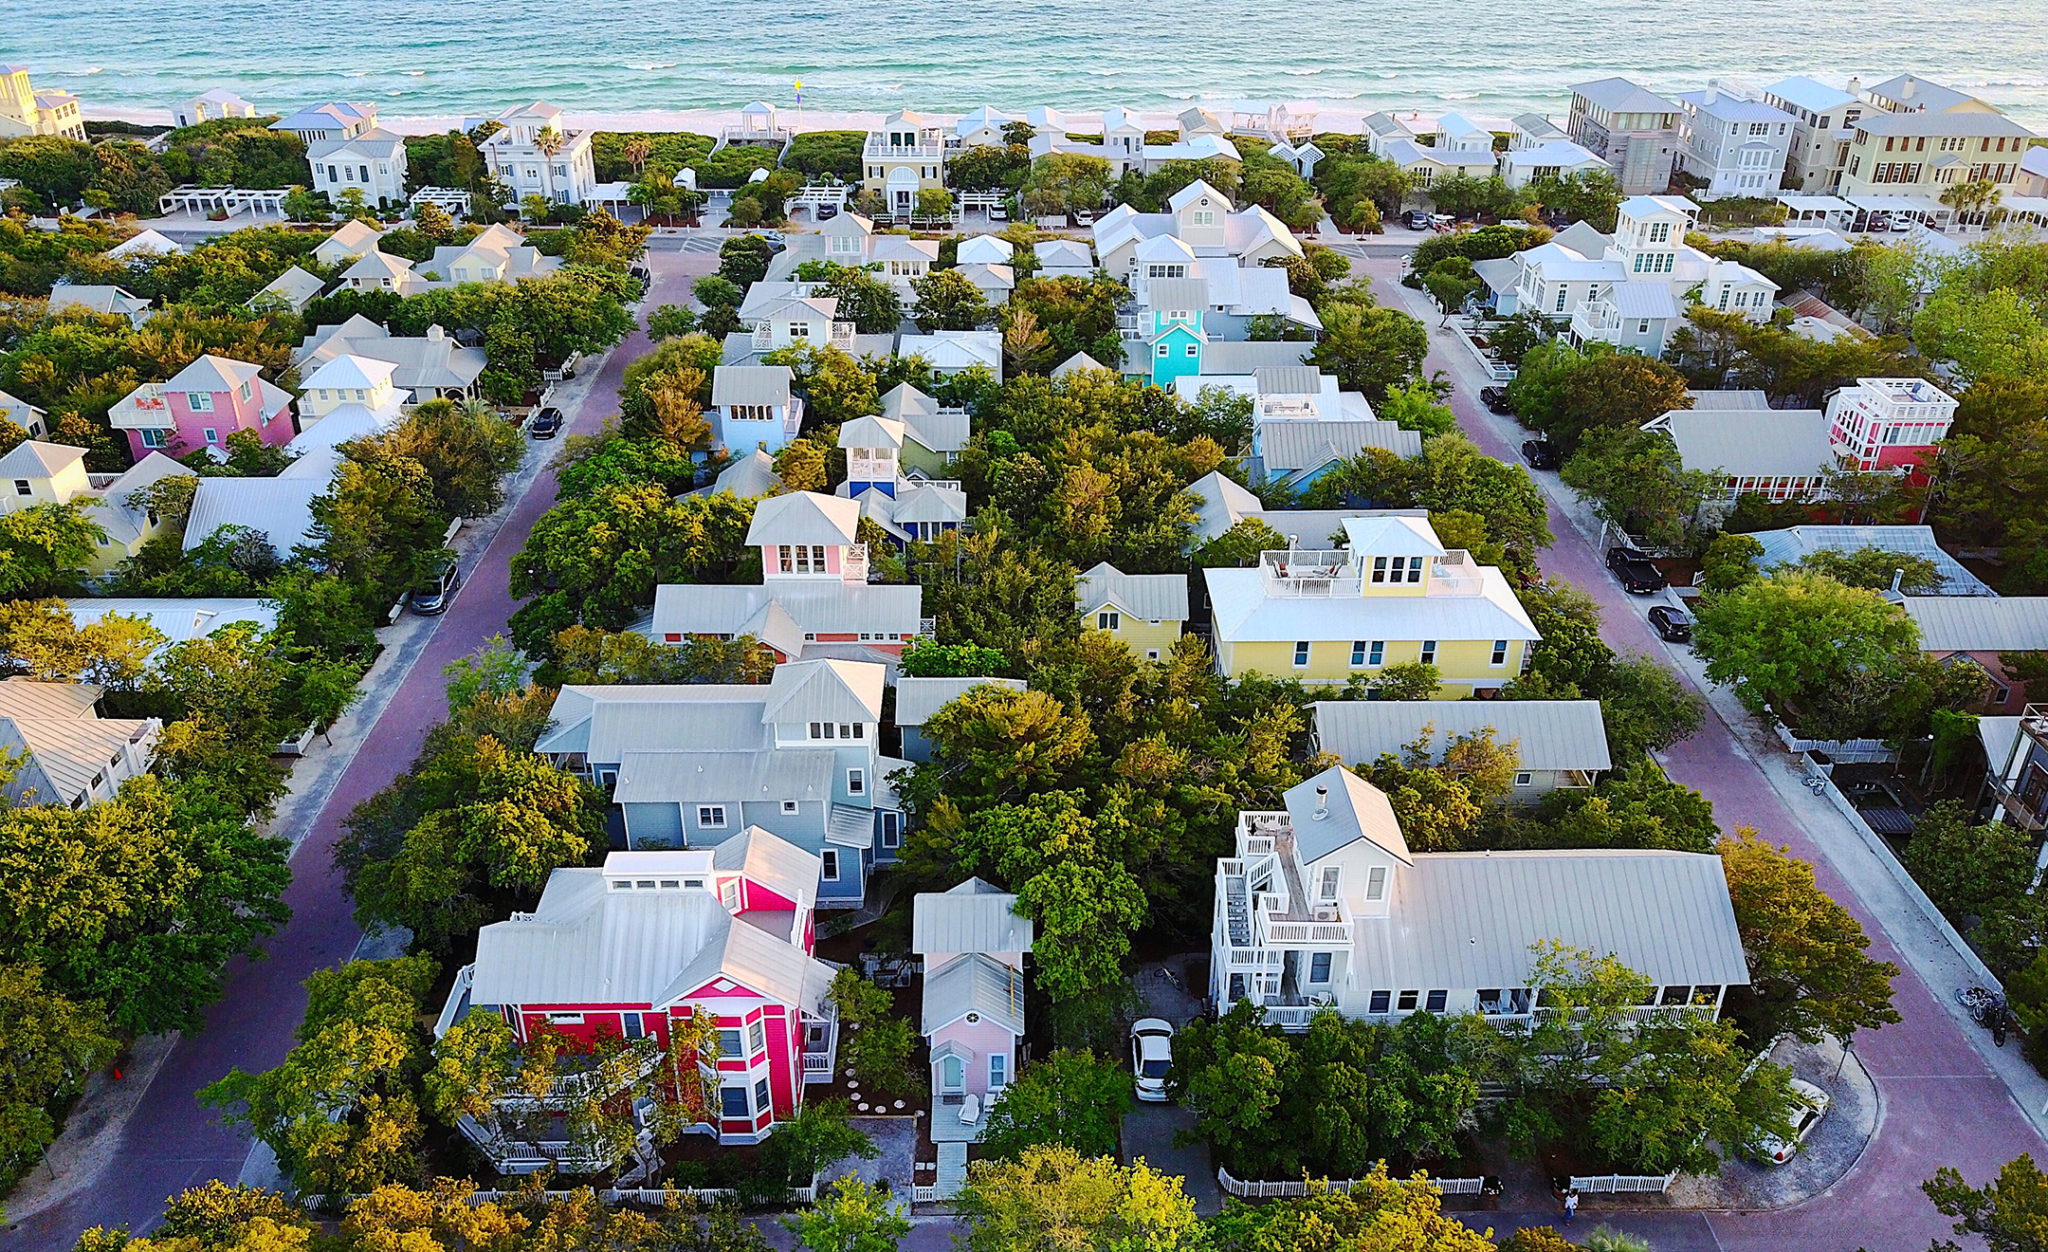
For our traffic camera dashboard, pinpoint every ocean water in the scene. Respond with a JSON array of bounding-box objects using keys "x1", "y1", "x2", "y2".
[{"x1": 9, "y1": 0, "x2": 2048, "y2": 128}]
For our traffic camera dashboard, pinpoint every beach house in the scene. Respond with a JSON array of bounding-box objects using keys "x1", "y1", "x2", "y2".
[
  {"x1": 914, "y1": 879, "x2": 1032, "y2": 1155},
  {"x1": 249, "y1": 266, "x2": 326, "y2": 314},
  {"x1": 269, "y1": 101, "x2": 377, "y2": 145},
  {"x1": 1675, "y1": 87, "x2": 1794, "y2": 197},
  {"x1": 1567, "y1": 78, "x2": 1684, "y2": 194},
  {"x1": 481, "y1": 103, "x2": 599, "y2": 207},
  {"x1": 1375, "y1": 112, "x2": 1500, "y2": 191},
  {"x1": 1092, "y1": 179, "x2": 1304, "y2": 280},
  {"x1": 0, "y1": 67, "x2": 85, "y2": 141},
  {"x1": 1761, "y1": 77, "x2": 1865, "y2": 194},
  {"x1": 296, "y1": 317, "x2": 487, "y2": 403},
  {"x1": 1824, "y1": 376, "x2": 1957, "y2": 473},
  {"x1": 535, "y1": 660, "x2": 905, "y2": 896},
  {"x1": 1207, "y1": 765, "x2": 1749, "y2": 1029},
  {"x1": 309, "y1": 126, "x2": 409, "y2": 209},
  {"x1": 47, "y1": 284, "x2": 152, "y2": 328},
  {"x1": 709, "y1": 364, "x2": 802, "y2": 456},
  {"x1": 289, "y1": 354, "x2": 406, "y2": 459},
  {"x1": 1201, "y1": 512, "x2": 1540, "y2": 693},
  {"x1": 0, "y1": 389, "x2": 46, "y2": 439},
  {"x1": 834, "y1": 415, "x2": 967, "y2": 547},
  {"x1": 0, "y1": 440, "x2": 197, "y2": 573},
  {"x1": 312, "y1": 219, "x2": 384, "y2": 268},
  {"x1": 108, "y1": 354, "x2": 296, "y2": 461},
  {"x1": 172, "y1": 89, "x2": 256, "y2": 128},
  {"x1": 438, "y1": 838, "x2": 841, "y2": 1173},
  {"x1": 1894, "y1": 598, "x2": 2048, "y2": 715},
  {"x1": 1311, "y1": 699, "x2": 1613, "y2": 797},
  {"x1": 863, "y1": 111, "x2": 948, "y2": 217},
  {"x1": 1642, "y1": 391, "x2": 1834, "y2": 504},
  {"x1": 896, "y1": 331, "x2": 1002, "y2": 379},
  {"x1": 1499, "y1": 119, "x2": 1609, "y2": 191},
  {"x1": 0, "y1": 678, "x2": 161, "y2": 810},
  {"x1": 953, "y1": 106, "x2": 1015, "y2": 149},
  {"x1": 878, "y1": 383, "x2": 970, "y2": 473},
  {"x1": 1075, "y1": 562, "x2": 1188, "y2": 660},
  {"x1": 894, "y1": 676, "x2": 1027, "y2": 763},
  {"x1": 649, "y1": 492, "x2": 926, "y2": 663}
]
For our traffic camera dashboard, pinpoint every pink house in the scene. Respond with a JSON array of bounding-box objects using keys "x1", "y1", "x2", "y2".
[
  {"x1": 109, "y1": 354, "x2": 295, "y2": 463},
  {"x1": 913, "y1": 878, "x2": 1033, "y2": 1153},
  {"x1": 434, "y1": 832, "x2": 842, "y2": 1174}
]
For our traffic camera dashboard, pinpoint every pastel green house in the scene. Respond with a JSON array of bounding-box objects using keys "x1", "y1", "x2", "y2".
[
  {"x1": 1201, "y1": 512, "x2": 1540, "y2": 693},
  {"x1": 879, "y1": 382, "x2": 970, "y2": 477}
]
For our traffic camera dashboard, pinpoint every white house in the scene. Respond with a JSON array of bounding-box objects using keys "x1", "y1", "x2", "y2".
[
  {"x1": 296, "y1": 316, "x2": 488, "y2": 403},
  {"x1": 0, "y1": 679, "x2": 160, "y2": 810},
  {"x1": 1311, "y1": 699, "x2": 1613, "y2": 796},
  {"x1": 1376, "y1": 114, "x2": 1500, "y2": 192},
  {"x1": 1643, "y1": 391, "x2": 1835, "y2": 503},
  {"x1": 289, "y1": 354, "x2": 406, "y2": 462},
  {"x1": 312, "y1": 219, "x2": 384, "y2": 268},
  {"x1": 269, "y1": 101, "x2": 377, "y2": 144},
  {"x1": 172, "y1": 89, "x2": 256, "y2": 128},
  {"x1": 1093, "y1": 179, "x2": 1303, "y2": 281},
  {"x1": 1499, "y1": 137, "x2": 1607, "y2": 190},
  {"x1": 1208, "y1": 765, "x2": 1749, "y2": 1029},
  {"x1": 1761, "y1": 77, "x2": 1866, "y2": 194},
  {"x1": 481, "y1": 103, "x2": 599, "y2": 207},
  {"x1": 1675, "y1": 87, "x2": 1795, "y2": 197},
  {"x1": 105, "y1": 229, "x2": 182, "y2": 263},
  {"x1": 0, "y1": 388, "x2": 46, "y2": 439},
  {"x1": 249, "y1": 266, "x2": 326, "y2": 314},
  {"x1": 896, "y1": 330, "x2": 1002, "y2": 379},
  {"x1": 309, "y1": 127, "x2": 409, "y2": 209},
  {"x1": 953, "y1": 105, "x2": 1015, "y2": 149}
]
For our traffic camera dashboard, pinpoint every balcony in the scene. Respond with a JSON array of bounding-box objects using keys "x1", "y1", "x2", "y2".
[
  {"x1": 865, "y1": 136, "x2": 946, "y2": 160},
  {"x1": 108, "y1": 383, "x2": 174, "y2": 431},
  {"x1": 1258, "y1": 549, "x2": 1361, "y2": 598},
  {"x1": 434, "y1": 963, "x2": 478, "y2": 1039},
  {"x1": 1423, "y1": 549, "x2": 1485, "y2": 597},
  {"x1": 1571, "y1": 298, "x2": 1624, "y2": 340}
]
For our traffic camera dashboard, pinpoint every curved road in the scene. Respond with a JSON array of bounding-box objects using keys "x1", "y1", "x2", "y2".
[{"x1": 2, "y1": 248, "x2": 715, "y2": 1249}]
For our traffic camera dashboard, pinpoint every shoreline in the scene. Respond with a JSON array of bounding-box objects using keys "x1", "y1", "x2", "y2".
[{"x1": 82, "y1": 100, "x2": 1469, "y2": 139}]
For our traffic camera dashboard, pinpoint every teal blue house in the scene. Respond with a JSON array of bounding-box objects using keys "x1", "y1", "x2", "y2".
[{"x1": 1141, "y1": 276, "x2": 1213, "y2": 387}]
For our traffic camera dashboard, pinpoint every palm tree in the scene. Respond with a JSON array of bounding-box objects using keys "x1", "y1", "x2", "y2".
[
  {"x1": 533, "y1": 126, "x2": 566, "y2": 216},
  {"x1": 624, "y1": 138, "x2": 652, "y2": 175},
  {"x1": 1940, "y1": 177, "x2": 2003, "y2": 230}
]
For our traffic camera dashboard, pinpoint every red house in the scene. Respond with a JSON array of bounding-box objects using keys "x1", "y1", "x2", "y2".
[
  {"x1": 439, "y1": 830, "x2": 841, "y2": 1173},
  {"x1": 1825, "y1": 377, "x2": 1958, "y2": 475}
]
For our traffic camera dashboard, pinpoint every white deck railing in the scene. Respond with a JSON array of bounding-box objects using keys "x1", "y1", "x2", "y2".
[{"x1": 1218, "y1": 1166, "x2": 1493, "y2": 1199}]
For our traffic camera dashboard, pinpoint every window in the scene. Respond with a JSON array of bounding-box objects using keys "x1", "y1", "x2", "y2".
[
  {"x1": 1555, "y1": 288, "x2": 1568, "y2": 313},
  {"x1": 748, "y1": 1020, "x2": 766, "y2": 1055},
  {"x1": 1292, "y1": 641, "x2": 1310, "y2": 668},
  {"x1": 1309, "y1": 952, "x2": 1332, "y2": 984},
  {"x1": 781, "y1": 799, "x2": 799, "y2": 815},
  {"x1": 187, "y1": 391, "x2": 212, "y2": 412},
  {"x1": 1424, "y1": 990, "x2": 1448, "y2": 1014},
  {"x1": 1659, "y1": 985, "x2": 1691, "y2": 1006},
  {"x1": 720, "y1": 1085, "x2": 750, "y2": 1118},
  {"x1": 1491, "y1": 639, "x2": 1509, "y2": 666},
  {"x1": 1514, "y1": 771, "x2": 1534, "y2": 787},
  {"x1": 820, "y1": 849, "x2": 840, "y2": 882},
  {"x1": 1185, "y1": 343, "x2": 1199, "y2": 358},
  {"x1": 717, "y1": 1026, "x2": 745, "y2": 1058},
  {"x1": 698, "y1": 805, "x2": 728, "y2": 829},
  {"x1": 1368, "y1": 641, "x2": 1384, "y2": 667},
  {"x1": 1396, "y1": 990, "x2": 1419, "y2": 1012},
  {"x1": 1368, "y1": 990, "x2": 1392, "y2": 1014},
  {"x1": 1098, "y1": 610, "x2": 1120, "y2": 631},
  {"x1": 990, "y1": 1054, "x2": 1008, "y2": 1087},
  {"x1": 1318, "y1": 866, "x2": 1340, "y2": 901},
  {"x1": 1366, "y1": 866, "x2": 1387, "y2": 900},
  {"x1": 1636, "y1": 318, "x2": 1651, "y2": 335},
  {"x1": 141, "y1": 429, "x2": 167, "y2": 449},
  {"x1": 624, "y1": 1012, "x2": 645, "y2": 1039},
  {"x1": 880, "y1": 813, "x2": 901, "y2": 849},
  {"x1": 10, "y1": 479, "x2": 28, "y2": 496},
  {"x1": 1351, "y1": 640, "x2": 1369, "y2": 666},
  {"x1": 847, "y1": 768, "x2": 865, "y2": 795},
  {"x1": 1692, "y1": 985, "x2": 1722, "y2": 1006},
  {"x1": 546, "y1": 1012, "x2": 584, "y2": 1025},
  {"x1": 1371, "y1": 556, "x2": 1388, "y2": 584},
  {"x1": 203, "y1": 428, "x2": 219, "y2": 444},
  {"x1": 1156, "y1": 344, "x2": 1169, "y2": 358},
  {"x1": 599, "y1": 768, "x2": 618, "y2": 788},
  {"x1": 1419, "y1": 640, "x2": 1437, "y2": 665},
  {"x1": 721, "y1": 878, "x2": 741, "y2": 909}
]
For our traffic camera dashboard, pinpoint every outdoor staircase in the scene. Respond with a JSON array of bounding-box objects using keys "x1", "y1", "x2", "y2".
[{"x1": 935, "y1": 1142, "x2": 968, "y2": 1199}]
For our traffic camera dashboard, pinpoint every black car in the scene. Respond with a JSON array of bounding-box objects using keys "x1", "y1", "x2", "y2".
[
  {"x1": 529, "y1": 406, "x2": 564, "y2": 439},
  {"x1": 1648, "y1": 604, "x2": 1694, "y2": 643},
  {"x1": 409, "y1": 557, "x2": 462, "y2": 616},
  {"x1": 1521, "y1": 439, "x2": 1559, "y2": 470},
  {"x1": 1607, "y1": 546, "x2": 1669, "y2": 594},
  {"x1": 1480, "y1": 386, "x2": 1514, "y2": 415}
]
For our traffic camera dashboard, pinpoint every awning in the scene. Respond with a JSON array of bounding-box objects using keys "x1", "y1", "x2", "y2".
[
  {"x1": 825, "y1": 803, "x2": 875, "y2": 849},
  {"x1": 1776, "y1": 194, "x2": 1853, "y2": 215}
]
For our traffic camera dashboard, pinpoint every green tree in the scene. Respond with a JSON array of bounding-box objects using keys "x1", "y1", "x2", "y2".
[
  {"x1": 897, "y1": 639, "x2": 1011, "y2": 678},
  {"x1": 1799, "y1": 547, "x2": 1943, "y2": 593},
  {"x1": 1720, "y1": 829, "x2": 1899, "y2": 1047},
  {"x1": 1701, "y1": 531, "x2": 1764, "y2": 592},
  {"x1": 979, "y1": 1049, "x2": 1131, "y2": 1160},
  {"x1": 1692, "y1": 570, "x2": 1923, "y2": 731},
  {"x1": 818, "y1": 265, "x2": 904, "y2": 334},
  {"x1": 910, "y1": 266, "x2": 994, "y2": 331},
  {"x1": 787, "y1": 1176, "x2": 908, "y2": 1252},
  {"x1": 1561, "y1": 426, "x2": 1717, "y2": 552},
  {"x1": 1309, "y1": 302, "x2": 1429, "y2": 402},
  {"x1": 0, "y1": 500, "x2": 104, "y2": 597},
  {"x1": 349, "y1": 397, "x2": 525, "y2": 519},
  {"x1": 1206, "y1": 1171, "x2": 1496, "y2": 1252},
  {"x1": 718, "y1": 233, "x2": 775, "y2": 287},
  {"x1": 1375, "y1": 376, "x2": 1457, "y2": 437},
  {"x1": 0, "y1": 963, "x2": 117, "y2": 1193},
  {"x1": 955, "y1": 1145, "x2": 1204, "y2": 1252},
  {"x1": 1923, "y1": 1154, "x2": 2048, "y2": 1252},
  {"x1": 829, "y1": 968, "x2": 922, "y2": 1097},
  {"x1": 646, "y1": 303, "x2": 698, "y2": 340},
  {"x1": 1020, "y1": 154, "x2": 1115, "y2": 217}
]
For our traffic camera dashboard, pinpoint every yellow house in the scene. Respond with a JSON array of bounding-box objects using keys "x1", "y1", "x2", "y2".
[
  {"x1": 1201, "y1": 512, "x2": 1540, "y2": 693},
  {"x1": 0, "y1": 440, "x2": 197, "y2": 573},
  {"x1": 863, "y1": 110, "x2": 949, "y2": 217},
  {"x1": 1076, "y1": 562, "x2": 1188, "y2": 661}
]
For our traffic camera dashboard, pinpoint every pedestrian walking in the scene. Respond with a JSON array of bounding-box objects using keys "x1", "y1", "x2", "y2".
[{"x1": 1563, "y1": 1190, "x2": 1578, "y2": 1224}]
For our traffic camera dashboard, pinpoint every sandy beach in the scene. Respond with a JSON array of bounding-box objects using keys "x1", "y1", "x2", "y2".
[{"x1": 81, "y1": 100, "x2": 1463, "y2": 139}]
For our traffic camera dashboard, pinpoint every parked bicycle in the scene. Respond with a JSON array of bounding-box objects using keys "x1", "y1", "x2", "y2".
[{"x1": 1959, "y1": 986, "x2": 2017, "y2": 1047}]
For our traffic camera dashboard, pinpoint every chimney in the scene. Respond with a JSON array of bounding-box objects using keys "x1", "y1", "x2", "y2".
[
  {"x1": 1705, "y1": 84, "x2": 1720, "y2": 107},
  {"x1": 426, "y1": 323, "x2": 445, "y2": 342},
  {"x1": 1286, "y1": 533, "x2": 1299, "y2": 554},
  {"x1": 1901, "y1": 76, "x2": 1917, "y2": 100},
  {"x1": 1891, "y1": 567, "x2": 1905, "y2": 593},
  {"x1": 1312, "y1": 784, "x2": 1329, "y2": 821}
]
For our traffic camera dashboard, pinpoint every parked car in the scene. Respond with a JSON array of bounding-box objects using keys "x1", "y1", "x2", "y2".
[
  {"x1": 1757, "y1": 1079, "x2": 1831, "y2": 1165},
  {"x1": 529, "y1": 406, "x2": 564, "y2": 439},
  {"x1": 756, "y1": 230, "x2": 787, "y2": 247},
  {"x1": 1131, "y1": 1018, "x2": 1175, "y2": 1102},
  {"x1": 816, "y1": 203, "x2": 839, "y2": 220},
  {"x1": 1480, "y1": 386, "x2": 1514, "y2": 415},
  {"x1": 1521, "y1": 439, "x2": 1559, "y2": 470},
  {"x1": 989, "y1": 203, "x2": 1009, "y2": 221},
  {"x1": 1607, "y1": 546, "x2": 1668, "y2": 594},
  {"x1": 1407, "y1": 210, "x2": 1430, "y2": 230},
  {"x1": 1429, "y1": 213, "x2": 1456, "y2": 230},
  {"x1": 1648, "y1": 604, "x2": 1694, "y2": 643},
  {"x1": 409, "y1": 555, "x2": 462, "y2": 616},
  {"x1": 1074, "y1": 209, "x2": 1097, "y2": 226}
]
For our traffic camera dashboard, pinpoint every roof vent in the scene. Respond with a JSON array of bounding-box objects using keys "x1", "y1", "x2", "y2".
[{"x1": 1312, "y1": 784, "x2": 1329, "y2": 820}]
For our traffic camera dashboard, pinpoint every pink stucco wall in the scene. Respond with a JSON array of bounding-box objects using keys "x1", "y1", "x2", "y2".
[
  {"x1": 131, "y1": 386, "x2": 292, "y2": 461},
  {"x1": 930, "y1": 1015, "x2": 1019, "y2": 1097}
]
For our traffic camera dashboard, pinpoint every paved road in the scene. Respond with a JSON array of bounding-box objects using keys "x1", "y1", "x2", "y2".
[
  {"x1": 3, "y1": 248, "x2": 714, "y2": 1249},
  {"x1": 1364, "y1": 256, "x2": 2046, "y2": 1249}
]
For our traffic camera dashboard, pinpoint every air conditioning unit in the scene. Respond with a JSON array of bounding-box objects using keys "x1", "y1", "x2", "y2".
[{"x1": 1315, "y1": 907, "x2": 1339, "y2": 922}]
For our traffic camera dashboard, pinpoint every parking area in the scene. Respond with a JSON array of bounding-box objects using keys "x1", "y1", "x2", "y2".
[{"x1": 1121, "y1": 1104, "x2": 1219, "y2": 1214}]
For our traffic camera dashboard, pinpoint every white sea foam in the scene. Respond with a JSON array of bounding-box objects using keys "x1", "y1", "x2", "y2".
[
  {"x1": 1283, "y1": 68, "x2": 1324, "y2": 77},
  {"x1": 631, "y1": 62, "x2": 679, "y2": 71}
]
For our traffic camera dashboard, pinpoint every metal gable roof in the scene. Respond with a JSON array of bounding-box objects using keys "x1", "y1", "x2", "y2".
[
  {"x1": 1359, "y1": 850, "x2": 1751, "y2": 995},
  {"x1": 709, "y1": 826, "x2": 821, "y2": 904},
  {"x1": 712, "y1": 364, "x2": 794, "y2": 408},
  {"x1": 763, "y1": 659, "x2": 887, "y2": 725},
  {"x1": 1313, "y1": 699, "x2": 1612, "y2": 773},
  {"x1": 1899, "y1": 596, "x2": 2048, "y2": 653},
  {"x1": 1257, "y1": 421, "x2": 1423, "y2": 474},
  {"x1": 1655, "y1": 406, "x2": 1833, "y2": 480},
  {"x1": 708, "y1": 448, "x2": 782, "y2": 499},
  {"x1": 0, "y1": 439, "x2": 84, "y2": 479},
  {"x1": 921, "y1": 952, "x2": 1026, "y2": 1035},
  {"x1": 746, "y1": 491, "x2": 859, "y2": 547},
  {"x1": 1076, "y1": 562, "x2": 1190, "y2": 623},
  {"x1": 1748, "y1": 526, "x2": 1992, "y2": 596},
  {"x1": 651, "y1": 581, "x2": 925, "y2": 641},
  {"x1": 612, "y1": 746, "x2": 837, "y2": 804},
  {"x1": 837, "y1": 415, "x2": 905, "y2": 451},
  {"x1": 893, "y1": 676, "x2": 1027, "y2": 726},
  {"x1": 1571, "y1": 77, "x2": 1682, "y2": 115},
  {"x1": 1286, "y1": 765, "x2": 1412, "y2": 866},
  {"x1": 0, "y1": 678, "x2": 101, "y2": 720},
  {"x1": 1203, "y1": 565, "x2": 1540, "y2": 645},
  {"x1": 63, "y1": 597, "x2": 273, "y2": 647},
  {"x1": 913, "y1": 878, "x2": 1034, "y2": 955},
  {"x1": 184, "y1": 476, "x2": 328, "y2": 556}
]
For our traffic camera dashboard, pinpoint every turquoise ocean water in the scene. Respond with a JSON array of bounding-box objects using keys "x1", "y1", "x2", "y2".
[{"x1": 9, "y1": 0, "x2": 2048, "y2": 127}]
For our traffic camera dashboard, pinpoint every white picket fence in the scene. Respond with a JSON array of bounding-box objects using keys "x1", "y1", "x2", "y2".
[
  {"x1": 1569, "y1": 1172, "x2": 1677, "y2": 1194},
  {"x1": 913, "y1": 1184, "x2": 939, "y2": 1202},
  {"x1": 1774, "y1": 720, "x2": 1898, "y2": 764},
  {"x1": 1216, "y1": 1166, "x2": 1491, "y2": 1199}
]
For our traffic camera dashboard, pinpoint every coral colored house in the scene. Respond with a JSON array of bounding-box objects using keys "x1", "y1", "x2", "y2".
[
  {"x1": 1825, "y1": 377, "x2": 1958, "y2": 474},
  {"x1": 108, "y1": 354, "x2": 295, "y2": 462},
  {"x1": 439, "y1": 834, "x2": 841, "y2": 1173}
]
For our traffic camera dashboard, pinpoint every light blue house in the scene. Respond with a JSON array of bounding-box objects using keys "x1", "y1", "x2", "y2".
[
  {"x1": 893, "y1": 676, "x2": 1027, "y2": 764},
  {"x1": 535, "y1": 659, "x2": 905, "y2": 906},
  {"x1": 710, "y1": 363, "x2": 804, "y2": 458}
]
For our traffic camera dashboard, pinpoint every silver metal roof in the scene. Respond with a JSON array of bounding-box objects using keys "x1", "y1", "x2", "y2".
[
  {"x1": 893, "y1": 677, "x2": 1027, "y2": 726},
  {"x1": 1654, "y1": 406, "x2": 1833, "y2": 480},
  {"x1": 1749, "y1": 526, "x2": 1992, "y2": 596},
  {"x1": 920, "y1": 952, "x2": 1025, "y2": 1035},
  {"x1": 1354, "y1": 850, "x2": 1751, "y2": 994},
  {"x1": 1076, "y1": 562, "x2": 1190, "y2": 623},
  {"x1": 762, "y1": 659, "x2": 886, "y2": 725},
  {"x1": 913, "y1": 878, "x2": 1034, "y2": 955},
  {"x1": 1899, "y1": 596, "x2": 2048, "y2": 653},
  {"x1": 745, "y1": 491, "x2": 859, "y2": 547},
  {"x1": 612, "y1": 747, "x2": 837, "y2": 804},
  {"x1": 1313, "y1": 699, "x2": 1612, "y2": 773},
  {"x1": 1255, "y1": 419, "x2": 1423, "y2": 473},
  {"x1": 650, "y1": 581, "x2": 924, "y2": 640},
  {"x1": 712, "y1": 364, "x2": 794, "y2": 408},
  {"x1": 1287, "y1": 765, "x2": 1412, "y2": 866}
]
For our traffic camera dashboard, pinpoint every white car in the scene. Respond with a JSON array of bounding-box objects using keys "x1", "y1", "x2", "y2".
[
  {"x1": 1757, "y1": 1078, "x2": 1831, "y2": 1165},
  {"x1": 1131, "y1": 1018, "x2": 1175, "y2": 1102}
]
